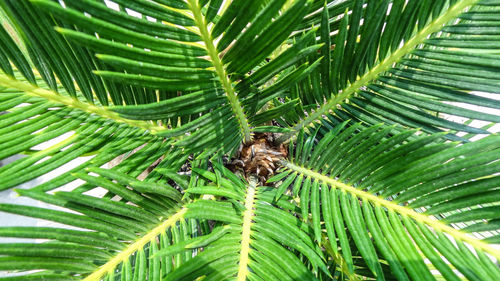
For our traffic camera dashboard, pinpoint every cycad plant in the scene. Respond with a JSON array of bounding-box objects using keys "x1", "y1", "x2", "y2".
[{"x1": 1, "y1": 0, "x2": 500, "y2": 280}]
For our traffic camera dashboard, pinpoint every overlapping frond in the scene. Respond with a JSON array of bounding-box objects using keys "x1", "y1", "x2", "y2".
[
  {"x1": 271, "y1": 123, "x2": 500, "y2": 280},
  {"x1": 0, "y1": 72, "x2": 187, "y2": 192},
  {"x1": 0, "y1": 0, "x2": 110, "y2": 104},
  {"x1": 0, "y1": 0, "x2": 177, "y2": 139},
  {"x1": 0, "y1": 161, "x2": 333, "y2": 280},
  {"x1": 17, "y1": 0, "x2": 322, "y2": 154},
  {"x1": 162, "y1": 165, "x2": 328, "y2": 281},
  {"x1": 0, "y1": 167, "x2": 192, "y2": 281},
  {"x1": 286, "y1": 0, "x2": 500, "y2": 141}
]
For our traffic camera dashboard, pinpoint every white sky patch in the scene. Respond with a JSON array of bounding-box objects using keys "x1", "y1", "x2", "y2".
[{"x1": 104, "y1": 0, "x2": 119, "y2": 11}]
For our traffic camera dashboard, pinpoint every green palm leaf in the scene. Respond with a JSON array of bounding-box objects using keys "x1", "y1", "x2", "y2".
[
  {"x1": 283, "y1": 0, "x2": 500, "y2": 141},
  {"x1": 0, "y1": 164, "x2": 331, "y2": 281},
  {"x1": 272, "y1": 123, "x2": 500, "y2": 280},
  {"x1": 164, "y1": 167, "x2": 328, "y2": 280},
  {"x1": 0, "y1": 73, "x2": 180, "y2": 192},
  {"x1": 19, "y1": 0, "x2": 319, "y2": 155},
  {"x1": 0, "y1": 166, "x2": 188, "y2": 280}
]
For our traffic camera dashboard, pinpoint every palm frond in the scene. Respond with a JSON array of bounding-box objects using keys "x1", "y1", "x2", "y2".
[
  {"x1": 284, "y1": 0, "x2": 500, "y2": 141},
  {"x1": 19, "y1": 0, "x2": 321, "y2": 155},
  {"x1": 0, "y1": 0, "x2": 113, "y2": 104},
  {"x1": 0, "y1": 166, "x2": 191, "y2": 281},
  {"x1": 272, "y1": 123, "x2": 500, "y2": 280},
  {"x1": 162, "y1": 166, "x2": 328, "y2": 281},
  {"x1": 0, "y1": 73, "x2": 184, "y2": 192},
  {"x1": 0, "y1": 162, "x2": 333, "y2": 280}
]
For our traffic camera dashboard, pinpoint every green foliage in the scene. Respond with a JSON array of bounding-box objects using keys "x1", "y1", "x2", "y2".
[{"x1": 0, "y1": 0, "x2": 499, "y2": 280}]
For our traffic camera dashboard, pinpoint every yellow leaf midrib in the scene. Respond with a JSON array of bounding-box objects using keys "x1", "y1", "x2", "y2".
[
  {"x1": 237, "y1": 179, "x2": 257, "y2": 281},
  {"x1": 186, "y1": 0, "x2": 252, "y2": 144},
  {"x1": 0, "y1": 73, "x2": 166, "y2": 134}
]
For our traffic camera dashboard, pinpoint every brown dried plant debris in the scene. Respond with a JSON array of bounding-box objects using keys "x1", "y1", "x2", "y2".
[{"x1": 229, "y1": 133, "x2": 288, "y2": 183}]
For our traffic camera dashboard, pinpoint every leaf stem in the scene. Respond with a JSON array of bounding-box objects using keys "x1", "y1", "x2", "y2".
[
  {"x1": 237, "y1": 176, "x2": 257, "y2": 281},
  {"x1": 187, "y1": 0, "x2": 252, "y2": 144},
  {"x1": 0, "y1": 74, "x2": 165, "y2": 134}
]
